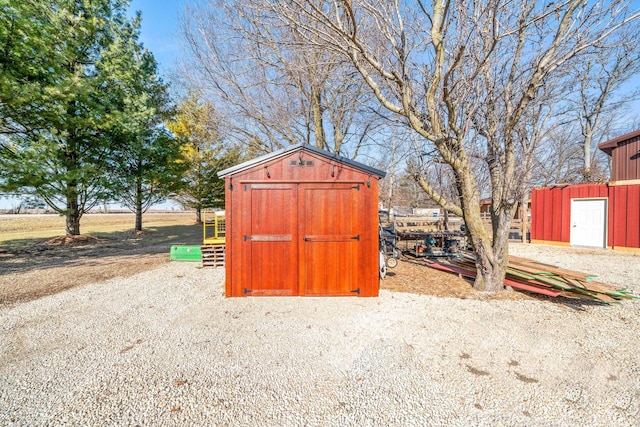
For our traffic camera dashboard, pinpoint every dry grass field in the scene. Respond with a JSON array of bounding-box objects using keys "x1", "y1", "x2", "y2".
[
  {"x1": 0, "y1": 212, "x2": 201, "y2": 305},
  {"x1": 0, "y1": 211, "x2": 197, "y2": 242}
]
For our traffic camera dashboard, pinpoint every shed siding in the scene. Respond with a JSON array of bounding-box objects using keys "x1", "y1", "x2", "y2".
[
  {"x1": 611, "y1": 137, "x2": 640, "y2": 182},
  {"x1": 226, "y1": 150, "x2": 366, "y2": 183},
  {"x1": 612, "y1": 185, "x2": 627, "y2": 248},
  {"x1": 609, "y1": 184, "x2": 640, "y2": 248},
  {"x1": 223, "y1": 147, "x2": 381, "y2": 297},
  {"x1": 531, "y1": 183, "x2": 640, "y2": 250},
  {"x1": 531, "y1": 184, "x2": 608, "y2": 244}
]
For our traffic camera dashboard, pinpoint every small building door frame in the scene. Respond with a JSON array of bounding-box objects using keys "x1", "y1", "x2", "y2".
[{"x1": 569, "y1": 198, "x2": 608, "y2": 248}]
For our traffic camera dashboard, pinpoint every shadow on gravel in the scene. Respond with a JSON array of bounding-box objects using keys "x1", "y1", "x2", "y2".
[
  {"x1": 526, "y1": 291, "x2": 610, "y2": 310},
  {"x1": 0, "y1": 223, "x2": 202, "y2": 276}
]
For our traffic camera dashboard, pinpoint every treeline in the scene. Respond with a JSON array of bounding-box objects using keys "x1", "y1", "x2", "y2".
[{"x1": 0, "y1": 0, "x2": 238, "y2": 235}]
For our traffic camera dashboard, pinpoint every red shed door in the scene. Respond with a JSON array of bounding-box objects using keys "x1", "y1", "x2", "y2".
[
  {"x1": 243, "y1": 184, "x2": 298, "y2": 295},
  {"x1": 299, "y1": 183, "x2": 362, "y2": 296}
]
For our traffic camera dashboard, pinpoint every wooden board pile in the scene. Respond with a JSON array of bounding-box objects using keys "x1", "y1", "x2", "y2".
[{"x1": 427, "y1": 252, "x2": 637, "y2": 303}]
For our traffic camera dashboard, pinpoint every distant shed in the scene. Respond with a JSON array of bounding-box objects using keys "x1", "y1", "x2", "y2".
[
  {"x1": 530, "y1": 129, "x2": 640, "y2": 251},
  {"x1": 218, "y1": 144, "x2": 386, "y2": 297},
  {"x1": 530, "y1": 183, "x2": 609, "y2": 247}
]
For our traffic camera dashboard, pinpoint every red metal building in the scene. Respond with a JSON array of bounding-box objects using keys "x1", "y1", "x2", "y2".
[
  {"x1": 530, "y1": 129, "x2": 640, "y2": 251},
  {"x1": 218, "y1": 144, "x2": 386, "y2": 297},
  {"x1": 598, "y1": 129, "x2": 640, "y2": 183}
]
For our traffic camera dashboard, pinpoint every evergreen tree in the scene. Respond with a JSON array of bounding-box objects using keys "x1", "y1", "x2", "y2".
[
  {"x1": 106, "y1": 28, "x2": 187, "y2": 232},
  {"x1": 0, "y1": 0, "x2": 152, "y2": 236}
]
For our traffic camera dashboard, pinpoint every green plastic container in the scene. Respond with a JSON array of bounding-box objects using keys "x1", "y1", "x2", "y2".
[{"x1": 169, "y1": 245, "x2": 202, "y2": 262}]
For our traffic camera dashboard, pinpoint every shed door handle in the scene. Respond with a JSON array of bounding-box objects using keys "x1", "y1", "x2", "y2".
[{"x1": 303, "y1": 235, "x2": 360, "y2": 242}]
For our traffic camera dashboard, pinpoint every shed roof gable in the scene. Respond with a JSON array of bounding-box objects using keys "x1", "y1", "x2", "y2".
[{"x1": 218, "y1": 143, "x2": 386, "y2": 178}]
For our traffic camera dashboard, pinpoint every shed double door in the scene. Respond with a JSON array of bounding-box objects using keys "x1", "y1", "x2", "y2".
[{"x1": 241, "y1": 183, "x2": 362, "y2": 296}]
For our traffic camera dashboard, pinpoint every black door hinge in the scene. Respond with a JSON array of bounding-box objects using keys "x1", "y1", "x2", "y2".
[
  {"x1": 351, "y1": 184, "x2": 360, "y2": 190},
  {"x1": 351, "y1": 235, "x2": 360, "y2": 241},
  {"x1": 350, "y1": 288, "x2": 360, "y2": 294},
  {"x1": 244, "y1": 288, "x2": 253, "y2": 294}
]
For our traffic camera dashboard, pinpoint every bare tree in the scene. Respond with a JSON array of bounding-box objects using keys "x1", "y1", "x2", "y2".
[
  {"x1": 263, "y1": 0, "x2": 640, "y2": 291},
  {"x1": 367, "y1": 125, "x2": 414, "y2": 218},
  {"x1": 177, "y1": 0, "x2": 384, "y2": 157},
  {"x1": 567, "y1": 24, "x2": 640, "y2": 182}
]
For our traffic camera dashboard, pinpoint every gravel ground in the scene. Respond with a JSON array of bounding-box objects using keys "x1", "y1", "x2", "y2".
[{"x1": 1, "y1": 243, "x2": 639, "y2": 426}]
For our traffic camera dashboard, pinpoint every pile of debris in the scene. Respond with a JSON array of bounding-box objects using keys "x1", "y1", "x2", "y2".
[{"x1": 427, "y1": 252, "x2": 637, "y2": 303}]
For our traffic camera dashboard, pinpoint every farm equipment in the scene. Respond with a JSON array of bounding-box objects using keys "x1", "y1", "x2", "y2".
[
  {"x1": 379, "y1": 224, "x2": 399, "y2": 278},
  {"x1": 399, "y1": 230, "x2": 466, "y2": 258},
  {"x1": 380, "y1": 225, "x2": 399, "y2": 267}
]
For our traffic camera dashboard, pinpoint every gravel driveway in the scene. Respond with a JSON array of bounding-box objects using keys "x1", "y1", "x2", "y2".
[{"x1": 1, "y1": 244, "x2": 639, "y2": 426}]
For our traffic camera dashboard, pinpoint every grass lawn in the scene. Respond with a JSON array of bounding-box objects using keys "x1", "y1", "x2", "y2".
[{"x1": 0, "y1": 211, "x2": 198, "y2": 242}]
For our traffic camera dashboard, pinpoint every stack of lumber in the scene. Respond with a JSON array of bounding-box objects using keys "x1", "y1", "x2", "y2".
[{"x1": 427, "y1": 252, "x2": 637, "y2": 303}]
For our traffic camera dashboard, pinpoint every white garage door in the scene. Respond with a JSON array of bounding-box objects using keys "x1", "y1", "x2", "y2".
[{"x1": 570, "y1": 199, "x2": 607, "y2": 248}]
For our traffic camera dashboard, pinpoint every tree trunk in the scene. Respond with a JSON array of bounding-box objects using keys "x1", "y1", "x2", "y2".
[
  {"x1": 66, "y1": 207, "x2": 81, "y2": 236},
  {"x1": 386, "y1": 138, "x2": 396, "y2": 222},
  {"x1": 416, "y1": 172, "x2": 510, "y2": 292},
  {"x1": 443, "y1": 208, "x2": 449, "y2": 231},
  {"x1": 461, "y1": 194, "x2": 515, "y2": 292},
  {"x1": 64, "y1": 137, "x2": 82, "y2": 236},
  {"x1": 196, "y1": 207, "x2": 202, "y2": 224},
  {"x1": 134, "y1": 171, "x2": 143, "y2": 232},
  {"x1": 134, "y1": 209, "x2": 142, "y2": 232},
  {"x1": 583, "y1": 131, "x2": 592, "y2": 181},
  {"x1": 65, "y1": 188, "x2": 81, "y2": 236},
  {"x1": 464, "y1": 213, "x2": 507, "y2": 292},
  {"x1": 472, "y1": 241, "x2": 508, "y2": 292},
  {"x1": 310, "y1": 87, "x2": 326, "y2": 149}
]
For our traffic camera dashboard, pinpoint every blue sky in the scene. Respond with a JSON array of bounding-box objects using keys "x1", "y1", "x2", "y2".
[
  {"x1": 132, "y1": 0, "x2": 640, "y2": 99},
  {"x1": 129, "y1": 0, "x2": 190, "y2": 74}
]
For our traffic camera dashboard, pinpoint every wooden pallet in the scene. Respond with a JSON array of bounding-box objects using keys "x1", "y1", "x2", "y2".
[{"x1": 201, "y1": 244, "x2": 225, "y2": 267}]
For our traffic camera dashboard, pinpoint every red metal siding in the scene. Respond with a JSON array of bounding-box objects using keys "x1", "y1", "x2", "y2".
[
  {"x1": 628, "y1": 185, "x2": 640, "y2": 248},
  {"x1": 530, "y1": 184, "x2": 608, "y2": 244},
  {"x1": 612, "y1": 185, "x2": 627, "y2": 248},
  {"x1": 224, "y1": 148, "x2": 380, "y2": 297},
  {"x1": 609, "y1": 184, "x2": 640, "y2": 248},
  {"x1": 610, "y1": 138, "x2": 640, "y2": 182},
  {"x1": 557, "y1": 187, "x2": 570, "y2": 242},
  {"x1": 531, "y1": 183, "x2": 640, "y2": 250}
]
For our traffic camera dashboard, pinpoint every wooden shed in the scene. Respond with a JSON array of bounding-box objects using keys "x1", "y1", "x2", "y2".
[
  {"x1": 530, "y1": 130, "x2": 640, "y2": 251},
  {"x1": 218, "y1": 144, "x2": 386, "y2": 297}
]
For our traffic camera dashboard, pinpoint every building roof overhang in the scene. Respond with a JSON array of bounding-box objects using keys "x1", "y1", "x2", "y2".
[{"x1": 218, "y1": 143, "x2": 387, "y2": 178}]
